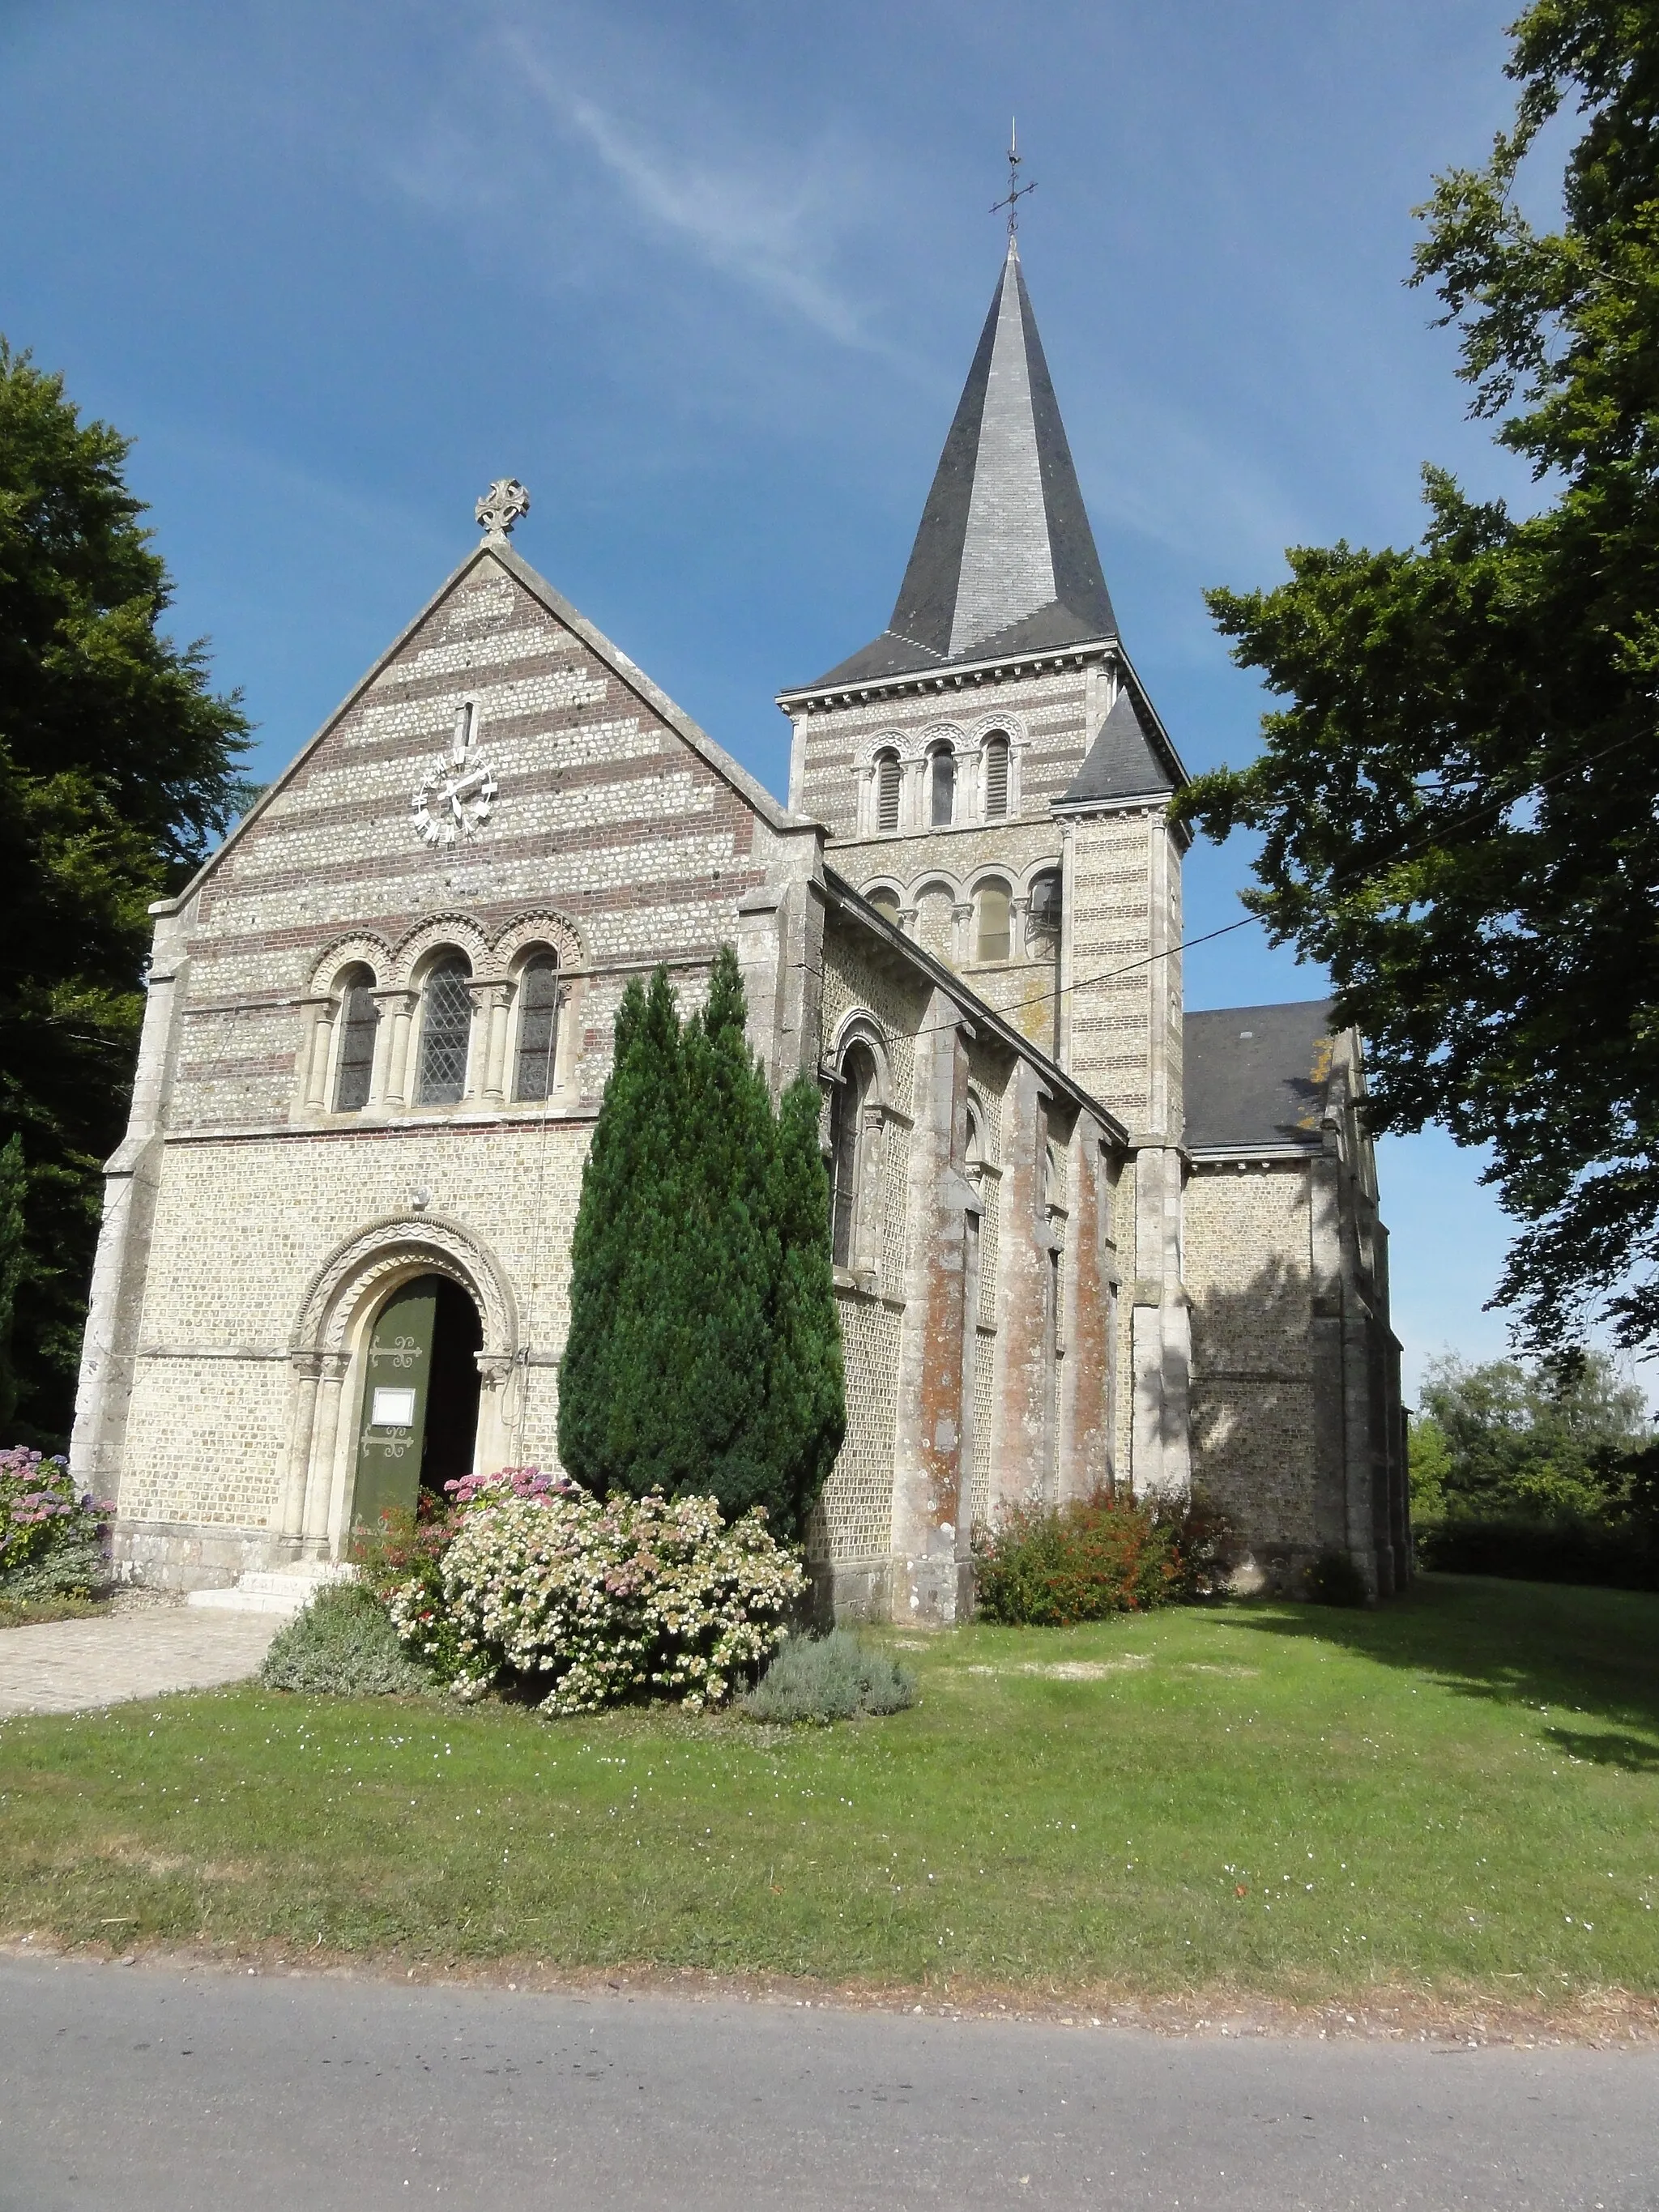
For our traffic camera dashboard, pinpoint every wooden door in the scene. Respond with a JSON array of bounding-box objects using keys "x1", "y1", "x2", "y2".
[{"x1": 352, "y1": 1276, "x2": 441, "y2": 1536}]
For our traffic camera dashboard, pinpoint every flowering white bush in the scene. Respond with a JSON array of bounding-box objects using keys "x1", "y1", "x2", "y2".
[{"x1": 387, "y1": 1485, "x2": 805, "y2": 1715}]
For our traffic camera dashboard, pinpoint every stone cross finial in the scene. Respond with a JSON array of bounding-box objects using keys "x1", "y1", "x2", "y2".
[{"x1": 476, "y1": 478, "x2": 531, "y2": 539}]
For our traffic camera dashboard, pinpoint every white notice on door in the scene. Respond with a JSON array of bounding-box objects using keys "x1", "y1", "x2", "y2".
[{"x1": 371, "y1": 1387, "x2": 416, "y2": 1430}]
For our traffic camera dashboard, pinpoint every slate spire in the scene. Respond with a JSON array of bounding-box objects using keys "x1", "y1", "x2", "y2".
[{"x1": 813, "y1": 241, "x2": 1118, "y2": 687}]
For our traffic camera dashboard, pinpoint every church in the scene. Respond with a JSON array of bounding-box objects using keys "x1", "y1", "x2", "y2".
[{"x1": 69, "y1": 239, "x2": 1410, "y2": 1617}]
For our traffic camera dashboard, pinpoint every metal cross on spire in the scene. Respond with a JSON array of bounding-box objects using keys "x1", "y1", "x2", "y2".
[{"x1": 990, "y1": 118, "x2": 1036, "y2": 237}]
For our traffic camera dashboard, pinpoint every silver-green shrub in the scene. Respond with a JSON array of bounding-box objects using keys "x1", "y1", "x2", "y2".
[
  {"x1": 261, "y1": 1582, "x2": 433, "y2": 1696},
  {"x1": 742, "y1": 1629, "x2": 916, "y2": 1724}
]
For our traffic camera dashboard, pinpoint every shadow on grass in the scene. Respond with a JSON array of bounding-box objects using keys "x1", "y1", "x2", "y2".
[{"x1": 1223, "y1": 1573, "x2": 1659, "y2": 1773}]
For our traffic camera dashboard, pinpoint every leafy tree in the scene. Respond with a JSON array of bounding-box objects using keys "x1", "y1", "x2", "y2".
[
  {"x1": 558, "y1": 948, "x2": 844, "y2": 1538},
  {"x1": 1176, "y1": 2, "x2": 1659, "y2": 1356},
  {"x1": 0, "y1": 342, "x2": 249, "y2": 1443},
  {"x1": 0, "y1": 1134, "x2": 23, "y2": 1430},
  {"x1": 1410, "y1": 1349, "x2": 1651, "y2": 1521}
]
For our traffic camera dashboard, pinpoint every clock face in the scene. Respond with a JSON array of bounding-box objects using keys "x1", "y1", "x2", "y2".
[{"x1": 411, "y1": 751, "x2": 498, "y2": 847}]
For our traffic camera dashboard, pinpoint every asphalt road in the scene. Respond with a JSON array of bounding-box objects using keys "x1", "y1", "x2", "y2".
[{"x1": 1, "y1": 1957, "x2": 1655, "y2": 2210}]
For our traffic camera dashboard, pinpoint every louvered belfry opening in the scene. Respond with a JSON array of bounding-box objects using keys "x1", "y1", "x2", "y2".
[
  {"x1": 416, "y1": 957, "x2": 473, "y2": 1105},
  {"x1": 514, "y1": 953, "x2": 561, "y2": 1102},
  {"x1": 983, "y1": 734, "x2": 1009, "y2": 818},
  {"x1": 876, "y1": 752, "x2": 902, "y2": 833}
]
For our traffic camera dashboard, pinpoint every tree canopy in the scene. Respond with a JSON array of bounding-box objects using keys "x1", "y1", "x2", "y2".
[
  {"x1": 0, "y1": 342, "x2": 249, "y2": 1443},
  {"x1": 1176, "y1": 2, "x2": 1659, "y2": 1357},
  {"x1": 1408, "y1": 1349, "x2": 1651, "y2": 1521},
  {"x1": 557, "y1": 948, "x2": 845, "y2": 1540}
]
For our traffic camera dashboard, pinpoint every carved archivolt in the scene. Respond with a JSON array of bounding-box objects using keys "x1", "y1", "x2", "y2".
[
  {"x1": 967, "y1": 710, "x2": 1028, "y2": 749},
  {"x1": 308, "y1": 933, "x2": 393, "y2": 996},
  {"x1": 855, "y1": 728, "x2": 919, "y2": 769},
  {"x1": 292, "y1": 1213, "x2": 518, "y2": 1361},
  {"x1": 493, "y1": 909, "x2": 584, "y2": 971},
  {"x1": 389, "y1": 914, "x2": 493, "y2": 986}
]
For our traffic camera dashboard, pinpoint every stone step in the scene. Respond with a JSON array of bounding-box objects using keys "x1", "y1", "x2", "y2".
[
  {"x1": 186, "y1": 1564, "x2": 356, "y2": 1617},
  {"x1": 186, "y1": 1585, "x2": 311, "y2": 1615}
]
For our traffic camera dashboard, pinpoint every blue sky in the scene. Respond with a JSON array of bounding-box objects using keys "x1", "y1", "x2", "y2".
[{"x1": 1, "y1": 0, "x2": 1593, "y2": 1398}]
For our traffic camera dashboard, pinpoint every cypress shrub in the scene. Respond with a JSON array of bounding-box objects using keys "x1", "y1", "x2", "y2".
[{"x1": 559, "y1": 948, "x2": 844, "y2": 1538}]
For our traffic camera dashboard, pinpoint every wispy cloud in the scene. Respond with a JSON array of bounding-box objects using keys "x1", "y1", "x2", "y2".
[
  {"x1": 535, "y1": 80, "x2": 874, "y2": 348},
  {"x1": 384, "y1": 11, "x2": 895, "y2": 359}
]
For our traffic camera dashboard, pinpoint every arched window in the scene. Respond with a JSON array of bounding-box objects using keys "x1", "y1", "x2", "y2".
[
  {"x1": 332, "y1": 965, "x2": 379, "y2": 1113},
  {"x1": 415, "y1": 955, "x2": 473, "y2": 1106},
  {"x1": 928, "y1": 744, "x2": 955, "y2": 828},
  {"x1": 875, "y1": 750, "x2": 902, "y2": 833},
  {"x1": 829, "y1": 1042, "x2": 876, "y2": 1269},
  {"x1": 867, "y1": 886, "x2": 902, "y2": 923},
  {"x1": 983, "y1": 733, "x2": 1010, "y2": 819},
  {"x1": 965, "y1": 1103, "x2": 984, "y2": 1172},
  {"x1": 975, "y1": 878, "x2": 1012, "y2": 963},
  {"x1": 1028, "y1": 867, "x2": 1063, "y2": 953},
  {"x1": 513, "y1": 953, "x2": 561, "y2": 1102}
]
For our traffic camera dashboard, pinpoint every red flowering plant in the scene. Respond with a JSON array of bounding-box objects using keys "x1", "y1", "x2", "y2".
[
  {"x1": 0, "y1": 1448, "x2": 110, "y2": 1600},
  {"x1": 971, "y1": 1486, "x2": 1234, "y2": 1625}
]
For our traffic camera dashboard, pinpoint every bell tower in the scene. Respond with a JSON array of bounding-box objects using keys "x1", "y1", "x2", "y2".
[{"x1": 778, "y1": 232, "x2": 1193, "y2": 1498}]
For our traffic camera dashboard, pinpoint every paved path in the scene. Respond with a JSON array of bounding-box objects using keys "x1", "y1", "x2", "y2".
[
  {"x1": 2, "y1": 1958, "x2": 1655, "y2": 2211},
  {"x1": 0, "y1": 1609, "x2": 278, "y2": 1717}
]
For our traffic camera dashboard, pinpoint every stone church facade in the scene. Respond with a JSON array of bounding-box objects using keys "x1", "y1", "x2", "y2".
[{"x1": 70, "y1": 241, "x2": 1409, "y2": 1614}]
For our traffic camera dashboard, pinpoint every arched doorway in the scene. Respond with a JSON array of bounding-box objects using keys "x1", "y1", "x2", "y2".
[{"x1": 352, "y1": 1272, "x2": 483, "y2": 1535}]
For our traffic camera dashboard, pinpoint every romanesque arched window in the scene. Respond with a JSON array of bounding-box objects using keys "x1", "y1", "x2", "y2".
[
  {"x1": 975, "y1": 878, "x2": 1012, "y2": 962},
  {"x1": 829, "y1": 1042, "x2": 877, "y2": 1269},
  {"x1": 332, "y1": 965, "x2": 379, "y2": 1113},
  {"x1": 513, "y1": 952, "x2": 561, "y2": 1102},
  {"x1": 875, "y1": 750, "x2": 902, "y2": 833},
  {"x1": 867, "y1": 886, "x2": 902, "y2": 923},
  {"x1": 928, "y1": 743, "x2": 956, "y2": 828},
  {"x1": 415, "y1": 954, "x2": 473, "y2": 1106},
  {"x1": 1028, "y1": 866, "x2": 1063, "y2": 955},
  {"x1": 965, "y1": 1103, "x2": 984, "y2": 1173},
  {"x1": 983, "y1": 733, "x2": 1010, "y2": 819}
]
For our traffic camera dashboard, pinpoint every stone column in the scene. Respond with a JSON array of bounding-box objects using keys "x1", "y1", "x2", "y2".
[
  {"x1": 301, "y1": 998, "x2": 334, "y2": 1110},
  {"x1": 474, "y1": 1352, "x2": 516, "y2": 1476},
  {"x1": 305, "y1": 1350, "x2": 353, "y2": 1554},
  {"x1": 951, "y1": 901, "x2": 974, "y2": 966},
  {"x1": 476, "y1": 981, "x2": 512, "y2": 1103},
  {"x1": 279, "y1": 1354, "x2": 325, "y2": 1539},
  {"x1": 377, "y1": 989, "x2": 420, "y2": 1109},
  {"x1": 902, "y1": 756, "x2": 925, "y2": 834}
]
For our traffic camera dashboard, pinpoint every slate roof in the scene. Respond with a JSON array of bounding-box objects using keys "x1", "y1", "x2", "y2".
[
  {"x1": 808, "y1": 241, "x2": 1118, "y2": 689},
  {"x1": 1183, "y1": 1000, "x2": 1338, "y2": 1153},
  {"x1": 1060, "y1": 681, "x2": 1181, "y2": 804}
]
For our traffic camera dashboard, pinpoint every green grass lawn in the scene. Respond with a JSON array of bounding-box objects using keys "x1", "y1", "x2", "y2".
[{"x1": 2, "y1": 1574, "x2": 1657, "y2": 2008}]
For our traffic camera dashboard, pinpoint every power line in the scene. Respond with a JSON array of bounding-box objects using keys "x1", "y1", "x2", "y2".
[{"x1": 876, "y1": 719, "x2": 1655, "y2": 1051}]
